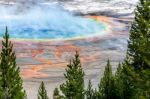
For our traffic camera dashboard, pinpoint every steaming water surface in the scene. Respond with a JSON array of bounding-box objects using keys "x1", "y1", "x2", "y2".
[{"x1": 0, "y1": 4, "x2": 107, "y2": 40}]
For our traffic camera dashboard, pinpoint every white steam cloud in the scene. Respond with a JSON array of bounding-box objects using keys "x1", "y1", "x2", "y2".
[{"x1": 0, "y1": 2, "x2": 105, "y2": 40}]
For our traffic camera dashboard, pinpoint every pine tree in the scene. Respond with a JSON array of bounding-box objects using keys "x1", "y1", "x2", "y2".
[
  {"x1": 86, "y1": 80, "x2": 94, "y2": 99},
  {"x1": 126, "y1": 0, "x2": 150, "y2": 70},
  {"x1": 38, "y1": 81, "x2": 49, "y2": 99},
  {"x1": 121, "y1": 62, "x2": 136, "y2": 99},
  {"x1": 98, "y1": 60, "x2": 117, "y2": 99},
  {"x1": 60, "y1": 52, "x2": 85, "y2": 99},
  {"x1": 122, "y1": 0, "x2": 150, "y2": 98},
  {"x1": 53, "y1": 88, "x2": 61, "y2": 99},
  {"x1": 0, "y1": 27, "x2": 26, "y2": 99},
  {"x1": 114, "y1": 63, "x2": 124, "y2": 99}
]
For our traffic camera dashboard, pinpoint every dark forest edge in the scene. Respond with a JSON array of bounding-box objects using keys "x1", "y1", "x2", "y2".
[{"x1": 0, "y1": 0, "x2": 150, "y2": 99}]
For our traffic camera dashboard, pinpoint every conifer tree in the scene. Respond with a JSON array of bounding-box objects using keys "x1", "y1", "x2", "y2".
[
  {"x1": 0, "y1": 27, "x2": 26, "y2": 99},
  {"x1": 114, "y1": 63, "x2": 124, "y2": 99},
  {"x1": 98, "y1": 60, "x2": 117, "y2": 99},
  {"x1": 53, "y1": 88, "x2": 61, "y2": 99},
  {"x1": 86, "y1": 80, "x2": 94, "y2": 99},
  {"x1": 60, "y1": 52, "x2": 85, "y2": 99},
  {"x1": 122, "y1": 0, "x2": 150, "y2": 98},
  {"x1": 38, "y1": 81, "x2": 49, "y2": 99},
  {"x1": 127, "y1": 0, "x2": 150, "y2": 70}
]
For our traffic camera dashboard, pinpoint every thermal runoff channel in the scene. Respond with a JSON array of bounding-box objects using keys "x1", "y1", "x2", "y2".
[{"x1": 0, "y1": 3, "x2": 108, "y2": 40}]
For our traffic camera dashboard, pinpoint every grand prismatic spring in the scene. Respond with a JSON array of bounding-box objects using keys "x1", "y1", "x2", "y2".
[
  {"x1": 0, "y1": 4, "x2": 108, "y2": 40},
  {"x1": 0, "y1": 0, "x2": 137, "y2": 98}
]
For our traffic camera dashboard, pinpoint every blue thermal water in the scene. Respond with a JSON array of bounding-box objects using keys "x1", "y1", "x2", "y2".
[{"x1": 0, "y1": 4, "x2": 107, "y2": 40}]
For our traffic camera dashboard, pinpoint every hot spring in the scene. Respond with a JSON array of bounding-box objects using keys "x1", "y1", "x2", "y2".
[
  {"x1": 0, "y1": 3, "x2": 108, "y2": 41},
  {"x1": 0, "y1": 2, "x2": 129, "y2": 99}
]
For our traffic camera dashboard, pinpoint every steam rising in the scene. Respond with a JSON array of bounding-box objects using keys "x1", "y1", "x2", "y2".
[{"x1": 0, "y1": 3, "x2": 106, "y2": 40}]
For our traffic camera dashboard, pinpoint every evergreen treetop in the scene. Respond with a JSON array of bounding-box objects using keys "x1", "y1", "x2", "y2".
[
  {"x1": 60, "y1": 52, "x2": 85, "y2": 99},
  {"x1": 127, "y1": 0, "x2": 150, "y2": 70},
  {"x1": 38, "y1": 81, "x2": 49, "y2": 99},
  {"x1": 53, "y1": 88, "x2": 62, "y2": 99},
  {"x1": 122, "y1": 0, "x2": 150, "y2": 98},
  {"x1": 98, "y1": 60, "x2": 117, "y2": 99},
  {"x1": 86, "y1": 80, "x2": 94, "y2": 99},
  {"x1": 0, "y1": 27, "x2": 26, "y2": 99}
]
